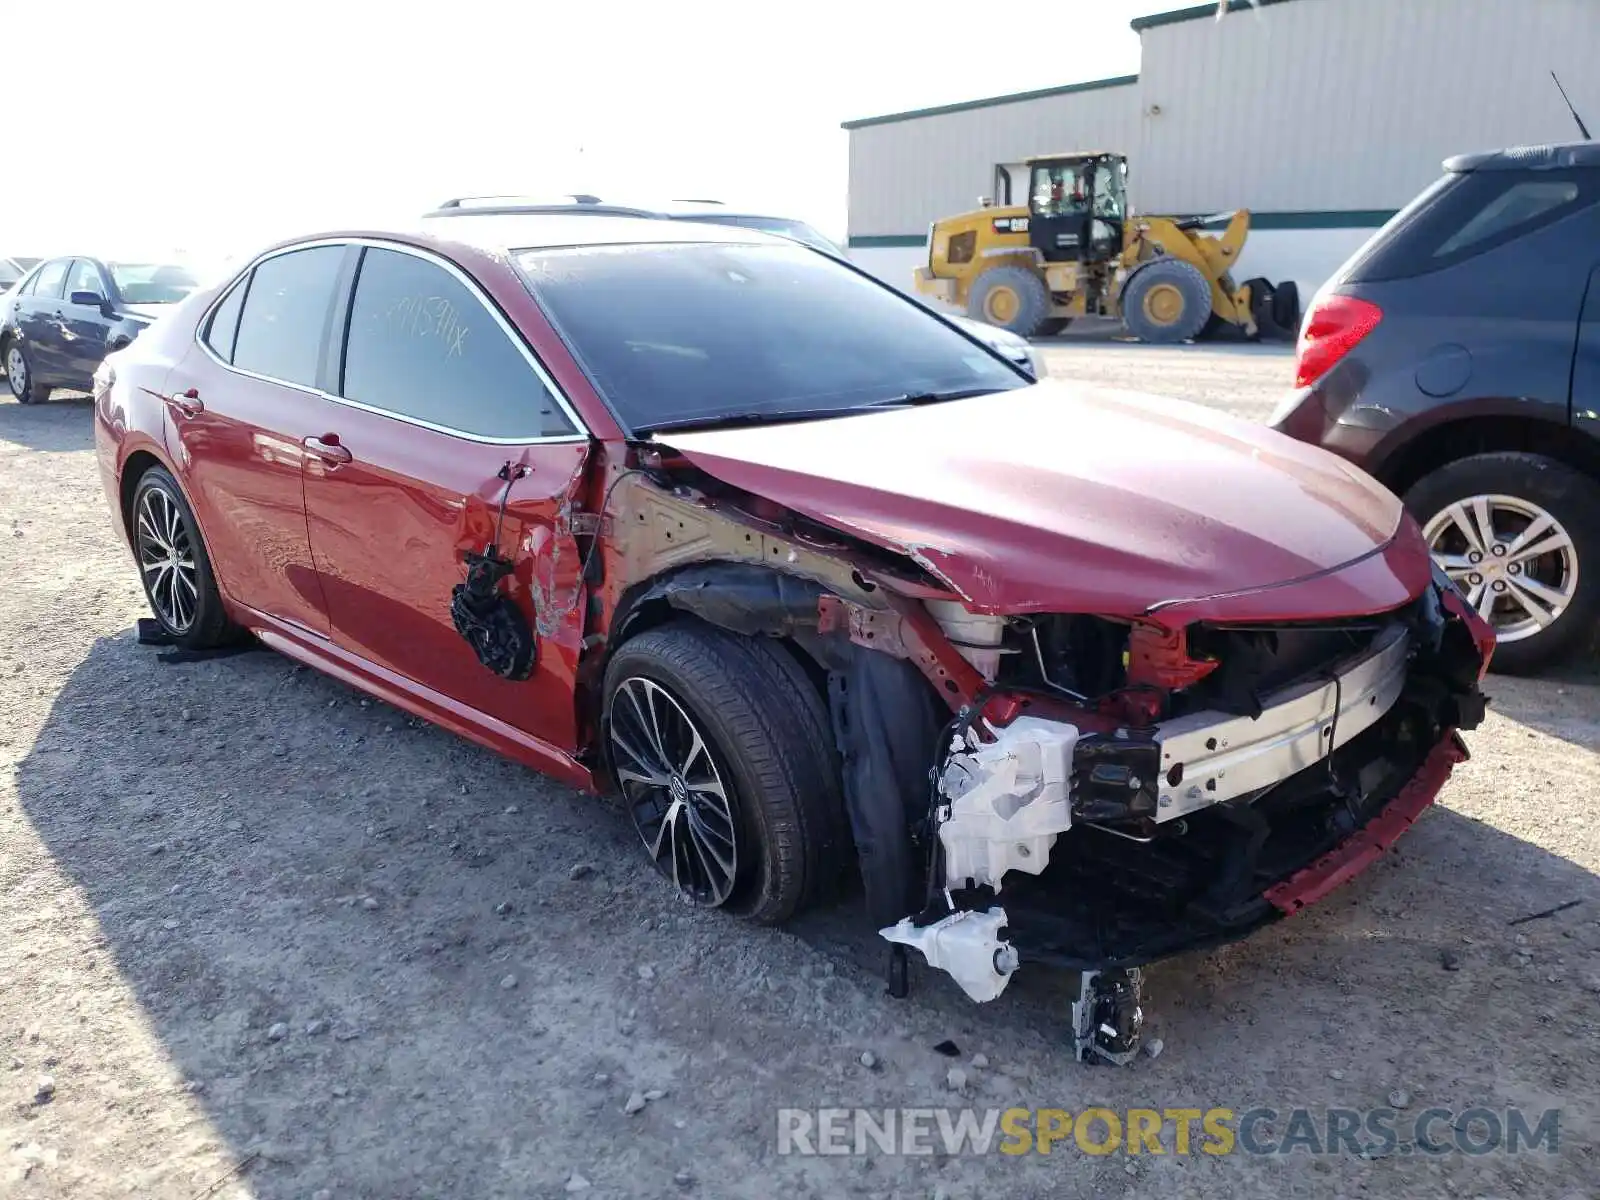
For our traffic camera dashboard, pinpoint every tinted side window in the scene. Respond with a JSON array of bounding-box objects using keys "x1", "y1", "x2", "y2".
[
  {"x1": 232, "y1": 247, "x2": 344, "y2": 389},
  {"x1": 33, "y1": 260, "x2": 69, "y2": 300},
  {"x1": 1434, "y1": 181, "x2": 1580, "y2": 257},
  {"x1": 341, "y1": 247, "x2": 575, "y2": 438},
  {"x1": 203, "y1": 276, "x2": 250, "y2": 363},
  {"x1": 1348, "y1": 169, "x2": 1599, "y2": 283},
  {"x1": 66, "y1": 260, "x2": 104, "y2": 299}
]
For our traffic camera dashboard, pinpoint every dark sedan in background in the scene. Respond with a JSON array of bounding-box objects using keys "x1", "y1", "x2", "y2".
[{"x1": 2, "y1": 255, "x2": 199, "y2": 403}]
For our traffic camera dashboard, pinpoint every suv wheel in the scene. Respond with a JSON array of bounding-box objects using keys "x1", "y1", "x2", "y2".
[{"x1": 1406, "y1": 452, "x2": 1600, "y2": 675}]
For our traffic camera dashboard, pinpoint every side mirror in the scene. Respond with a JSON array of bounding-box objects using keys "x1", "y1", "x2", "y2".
[{"x1": 70, "y1": 290, "x2": 107, "y2": 309}]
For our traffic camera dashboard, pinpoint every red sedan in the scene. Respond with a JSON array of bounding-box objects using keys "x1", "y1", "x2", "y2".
[{"x1": 93, "y1": 215, "x2": 1492, "y2": 1060}]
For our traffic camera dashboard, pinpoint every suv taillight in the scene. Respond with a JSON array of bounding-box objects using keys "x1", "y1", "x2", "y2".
[{"x1": 1293, "y1": 294, "x2": 1382, "y2": 389}]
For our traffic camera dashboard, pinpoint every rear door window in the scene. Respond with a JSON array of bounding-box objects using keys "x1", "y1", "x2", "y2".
[
  {"x1": 1346, "y1": 170, "x2": 1597, "y2": 283},
  {"x1": 203, "y1": 276, "x2": 249, "y2": 363},
  {"x1": 231, "y1": 246, "x2": 344, "y2": 389},
  {"x1": 32, "y1": 260, "x2": 69, "y2": 300},
  {"x1": 340, "y1": 246, "x2": 575, "y2": 439}
]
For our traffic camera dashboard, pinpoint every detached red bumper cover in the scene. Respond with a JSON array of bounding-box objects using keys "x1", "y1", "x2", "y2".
[{"x1": 1264, "y1": 731, "x2": 1470, "y2": 915}]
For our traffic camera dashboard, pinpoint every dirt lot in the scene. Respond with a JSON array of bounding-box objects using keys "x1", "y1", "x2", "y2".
[{"x1": 3, "y1": 338, "x2": 1598, "y2": 1199}]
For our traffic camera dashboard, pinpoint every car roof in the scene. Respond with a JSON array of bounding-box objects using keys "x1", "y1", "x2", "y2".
[
  {"x1": 423, "y1": 194, "x2": 821, "y2": 228},
  {"x1": 412, "y1": 212, "x2": 785, "y2": 256},
  {"x1": 1444, "y1": 141, "x2": 1600, "y2": 173}
]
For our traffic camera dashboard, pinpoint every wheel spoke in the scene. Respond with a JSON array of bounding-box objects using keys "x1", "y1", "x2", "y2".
[
  {"x1": 1442, "y1": 502, "x2": 1488, "y2": 555},
  {"x1": 1502, "y1": 512, "x2": 1554, "y2": 558},
  {"x1": 684, "y1": 818, "x2": 726, "y2": 892},
  {"x1": 1468, "y1": 496, "x2": 1498, "y2": 553},
  {"x1": 612, "y1": 729, "x2": 669, "y2": 779},
  {"x1": 676, "y1": 726, "x2": 708, "y2": 779},
  {"x1": 623, "y1": 681, "x2": 667, "y2": 762},
  {"x1": 1474, "y1": 585, "x2": 1496, "y2": 622},
  {"x1": 137, "y1": 511, "x2": 168, "y2": 554},
  {"x1": 162, "y1": 496, "x2": 181, "y2": 547},
  {"x1": 643, "y1": 801, "x2": 675, "y2": 861},
  {"x1": 1501, "y1": 579, "x2": 1556, "y2": 628},
  {"x1": 1432, "y1": 553, "x2": 1474, "y2": 580},
  {"x1": 174, "y1": 574, "x2": 194, "y2": 627},
  {"x1": 1508, "y1": 572, "x2": 1569, "y2": 613},
  {"x1": 1508, "y1": 530, "x2": 1572, "y2": 565}
]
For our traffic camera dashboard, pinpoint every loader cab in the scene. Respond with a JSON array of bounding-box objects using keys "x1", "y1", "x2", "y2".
[{"x1": 1026, "y1": 153, "x2": 1127, "y2": 264}]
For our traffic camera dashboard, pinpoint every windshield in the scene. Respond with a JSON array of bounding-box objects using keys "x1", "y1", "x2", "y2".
[
  {"x1": 108, "y1": 262, "x2": 200, "y2": 304},
  {"x1": 516, "y1": 241, "x2": 1025, "y2": 433},
  {"x1": 0, "y1": 262, "x2": 23, "y2": 288}
]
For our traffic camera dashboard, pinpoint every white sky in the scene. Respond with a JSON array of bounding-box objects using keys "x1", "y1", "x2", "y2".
[{"x1": 1, "y1": 0, "x2": 1156, "y2": 267}]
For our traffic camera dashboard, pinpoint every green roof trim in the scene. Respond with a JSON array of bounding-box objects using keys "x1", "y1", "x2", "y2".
[
  {"x1": 847, "y1": 235, "x2": 929, "y2": 249},
  {"x1": 1131, "y1": 0, "x2": 1305, "y2": 33},
  {"x1": 841, "y1": 75, "x2": 1139, "y2": 132},
  {"x1": 845, "y1": 209, "x2": 1398, "y2": 248}
]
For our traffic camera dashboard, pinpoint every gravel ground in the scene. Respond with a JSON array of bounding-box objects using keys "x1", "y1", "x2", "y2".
[{"x1": 3, "y1": 349, "x2": 1598, "y2": 1199}]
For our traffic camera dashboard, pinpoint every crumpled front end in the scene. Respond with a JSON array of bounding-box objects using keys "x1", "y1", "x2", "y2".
[{"x1": 881, "y1": 569, "x2": 1492, "y2": 1002}]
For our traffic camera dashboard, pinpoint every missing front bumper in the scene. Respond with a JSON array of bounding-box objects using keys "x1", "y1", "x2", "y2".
[
  {"x1": 1155, "y1": 624, "x2": 1412, "y2": 821},
  {"x1": 886, "y1": 583, "x2": 1491, "y2": 991}
]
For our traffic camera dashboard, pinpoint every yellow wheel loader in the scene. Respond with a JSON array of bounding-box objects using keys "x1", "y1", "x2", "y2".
[{"x1": 912, "y1": 152, "x2": 1299, "y2": 344}]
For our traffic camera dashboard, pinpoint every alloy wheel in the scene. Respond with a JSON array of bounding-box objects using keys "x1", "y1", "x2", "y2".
[
  {"x1": 609, "y1": 676, "x2": 739, "y2": 906},
  {"x1": 6, "y1": 347, "x2": 25, "y2": 396},
  {"x1": 136, "y1": 487, "x2": 200, "y2": 633},
  {"x1": 1423, "y1": 493, "x2": 1579, "y2": 644}
]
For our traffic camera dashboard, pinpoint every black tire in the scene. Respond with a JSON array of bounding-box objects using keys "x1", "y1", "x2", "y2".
[
  {"x1": 1035, "y1": 317, "x2": 1072, "y2": 338},
  {"x1": 1120, "y1": 258, "x2": 1213, "y2": 344},
  {"x1": 5, "y1": 340, "x2": 51, "y2": 404},
  {"x1": 1403, "y1": 453, "x2": 1600, "y2": 676},
  {"x1": 602, "y1": 621, "x2": 847, "y2": 925},
  {"x1": 130, "y1": 466, "x2": 236, "y2": 650},
  {"x1": 1272, "y1": 280, "x2": 1301, "y2": 335},
  {"x1": 967, "y1": 266, "x2": 1051, "y2": 337}
]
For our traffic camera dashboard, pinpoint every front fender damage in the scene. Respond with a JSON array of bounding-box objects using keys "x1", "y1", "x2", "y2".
[{"x1": 588, "y1": 455, "x2": 1494, "y2": 1063}]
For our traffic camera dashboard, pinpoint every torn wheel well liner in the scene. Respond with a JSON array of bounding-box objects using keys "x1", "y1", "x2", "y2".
[{"x1": 598, "y1": 560, "x2": 946, "y2": 925}]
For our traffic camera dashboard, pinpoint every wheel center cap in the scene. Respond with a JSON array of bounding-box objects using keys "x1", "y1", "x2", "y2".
[{"x1": 669, "y1": 775, "x2": 689, "y2": 803}]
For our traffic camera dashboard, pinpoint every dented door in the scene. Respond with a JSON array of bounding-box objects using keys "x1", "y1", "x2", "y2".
[{"x1": 301, "y1": 243, "x2": 593, "y2": 750}]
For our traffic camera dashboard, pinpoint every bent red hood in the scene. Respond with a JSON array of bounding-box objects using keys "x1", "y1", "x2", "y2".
[{"x1": 659, "y1": 381, "x2": 1433, "y2": 624}]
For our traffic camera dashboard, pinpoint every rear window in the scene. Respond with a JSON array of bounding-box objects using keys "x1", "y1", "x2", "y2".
[
  {"x1": 1345, "y1": 169, "x2": 1598, "y2": 283},
  {"x1": 514, "y1": 241, "x2": 1024, "y2": 433}
]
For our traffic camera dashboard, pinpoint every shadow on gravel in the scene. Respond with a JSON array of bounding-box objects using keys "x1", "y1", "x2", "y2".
[
  {"x1": 1484, "y1": 657, "x2": 1600, "y2": 753},
  {"x1": 15, "y1": 631, "x2": 1600, "y2": 1197},
  {"x1": 0, "y1": 392, "x2": 96, "y2": 453}
]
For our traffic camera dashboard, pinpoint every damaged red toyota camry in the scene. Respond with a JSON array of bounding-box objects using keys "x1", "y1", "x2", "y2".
[{"x1": 93, "y1": 216, "x2": 1493, "y2": 1061}]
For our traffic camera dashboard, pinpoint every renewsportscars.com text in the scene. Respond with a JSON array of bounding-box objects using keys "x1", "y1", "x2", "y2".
[{"x1": 776, "y1": 1106, "x2": 1560, "y2": 1158}]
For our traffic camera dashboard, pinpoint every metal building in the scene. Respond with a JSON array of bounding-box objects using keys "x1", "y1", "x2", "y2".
[{"x1": 843, "y1": 0, "x2": 1600, "y2": 306}]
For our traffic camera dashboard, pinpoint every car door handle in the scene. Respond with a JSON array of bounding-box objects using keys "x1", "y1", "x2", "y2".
[
  {"x1": 303, "y1": 434, "x2": 352, "y2": 464},
  {"x1": 163, "y1": 387, "x2": 204, "y2": 417}
]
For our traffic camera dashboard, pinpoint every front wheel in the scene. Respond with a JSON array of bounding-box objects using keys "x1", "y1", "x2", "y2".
[
  {"x1": 602, "y1": 621, "x2": 846, "y2": 925},
  {"x1": 1406, "y1": 452, "x2": 1600, "y2": 675},
  {"x1": 1120, "y1": 259, "x2": 1213, "y2": 344}
]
